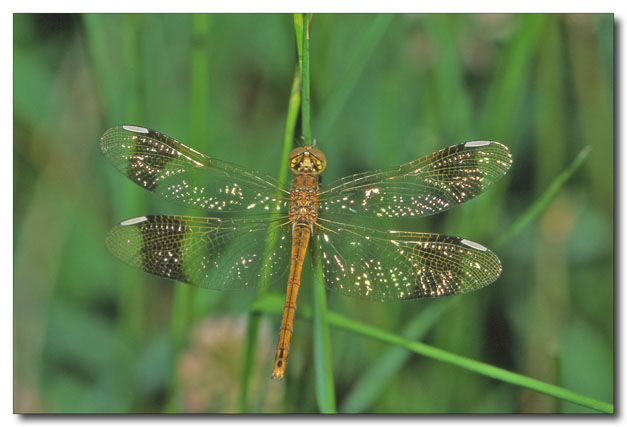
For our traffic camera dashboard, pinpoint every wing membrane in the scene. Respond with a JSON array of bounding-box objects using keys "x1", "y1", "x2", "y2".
[
  {"x1": 105, "y1": 214, "x2": 291, "y2": 290},
  {"x1": 319, "y1": 141, "x2": 512, "y2": 219},
  {"x1": 312, "y1": 218, "x2": 502, "y2": 301},
  {"x1": 100, "y1": 125, "x2": 290, "y2": 214}
]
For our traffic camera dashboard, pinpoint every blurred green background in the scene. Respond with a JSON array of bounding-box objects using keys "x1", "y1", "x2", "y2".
[{"x1": 13, "y1": 13, "x2": 613, "y2": 413}]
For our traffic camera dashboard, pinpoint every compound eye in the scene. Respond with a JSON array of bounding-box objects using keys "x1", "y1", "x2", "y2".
[
  {"x1": 308, "y1": 148, "x2": 326, "y2": 173},
  {"x1": 289, "y1": 147, "x2": 307, "y2": 161}
]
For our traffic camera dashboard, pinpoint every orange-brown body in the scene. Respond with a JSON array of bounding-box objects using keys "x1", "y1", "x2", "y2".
[{"x1": 271, "y1": 147, "x2": 324, "y2": 379}]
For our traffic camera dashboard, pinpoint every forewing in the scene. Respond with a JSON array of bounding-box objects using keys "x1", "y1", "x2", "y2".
[
  {"x1": 100, "y1": 125, "x2": 290, "y2": 213},
  {"x1": 319, "y1": 141, "x2": 512, "y2": 219},
  {"x1": 105, "y1": 215, "x2": 291, "y2": 290},
  {"x1": 312, "y1": 218, "x2": 502, "y2": 301}
]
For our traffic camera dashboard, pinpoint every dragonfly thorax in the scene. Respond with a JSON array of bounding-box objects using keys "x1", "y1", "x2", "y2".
[{"x1": 288, "y1": 174, "x2": 320, "y2": 227}]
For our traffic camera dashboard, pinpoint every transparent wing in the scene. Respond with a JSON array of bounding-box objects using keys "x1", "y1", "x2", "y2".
[
  {"x1": 105, "y1": 214, "x2": 291, "y2": 290},
  {"x1": 100, "y1": 125, "x2": 290, "y2": 213},
  {"x1": 319, "y1": 141, "x2": 512, "y2": 219},
  {"x1": 312, "y1": 218, "x2": 502, "y2": 301}
]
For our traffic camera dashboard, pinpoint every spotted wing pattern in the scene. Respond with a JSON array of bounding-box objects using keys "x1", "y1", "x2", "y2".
[
  {"x1": 100, "y1": 125, "x2": 290, "y2": 214},
  {"x1": 312, "y1": 218, "x2": 502, "y2": 302},
  {"x1": 105, "y1": 215, "x2": 291, "y2": 290},
  {"x1": 319, "y1": 141, "x2": 512, "y2": 219}
]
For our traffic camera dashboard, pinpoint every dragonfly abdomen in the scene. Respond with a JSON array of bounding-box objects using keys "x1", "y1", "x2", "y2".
[
  {"x1": 272, "y1": 224, "x2": 311, "y2": 379},
  {"x1": 271, "y1": 173, "x2": 320, "y2": 379}
]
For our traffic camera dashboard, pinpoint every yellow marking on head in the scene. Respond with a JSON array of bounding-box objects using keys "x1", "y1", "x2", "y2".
[{"x1": 288, "y1": 144, "x2": 326, "y2": 174}]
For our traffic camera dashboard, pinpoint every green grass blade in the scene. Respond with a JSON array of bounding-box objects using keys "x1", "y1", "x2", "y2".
[
  {"x1": 327, "y1": 309, "x2": 613, "y2": 414},
  {"x1": 533, "y1": 16, "x2": 567, "y2": 190},
  {"x1": 240, "y1": 67, "x2": 301, "y2": 412},
  {"x1": 479, "y1": 14, "x2": 548, "y2": 140},
  {"x1": 312, "y1": 265, "x2": 337, "y2": 413},
  {"x1": 422, "y1": 15, "x2": 473, "y2": 138},
  {"x1": 300, "y1": 14, "x2": 313, "y2": 146},
  {"x1": 297, "y1": 13, "x2": 336, "y2": 412},
  {"x1": 83, "y1": 15, "x2": 121, "y2": 123},
  {"x1": 495, "y1": 146, "x2": 591, "y2": 248},
  {"x1": 294, "y1": 14, "x2": 304, "y2": 69},
  {"x1": 189, "y1": 14, "x2": 211, "y2": 148},
  {"x1": 317, "y1": 14, "x2": 394, "y2": 141},
  {"x1": 184, "y1": 15, "x2": 212, "y2": 322},
  {"x1": 239, "y1": 313, "x2": 261, "y2": 412},
  {"x1": 164, "y1": 285, "x2": 192, "y2": 412},
  {"x1": 250, "y1": 294, "x2": 613, "y2": 414},
  {"x1": 340, "y1": 299, "x2": 455, "y2": 413},
  {"x1": 279, "y1": 67, "x2": 302, "y2": 185},
  {"x1": 240, "y1": 17, "x2": 304, "y2": 410},
  {"x1": 164, "y1": 15, "x2": 213, "y2": 412},
  {"x1": 567, "y1": 14, "x2": 613, "y2": 214},
  {"x1": 84, "y1": 13, "x2": 146, "y2": 411}
]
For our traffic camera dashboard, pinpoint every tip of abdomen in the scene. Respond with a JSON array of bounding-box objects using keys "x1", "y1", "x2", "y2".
[{"x1": 271, "y1": 357, "x2": 286, "y2": 379}]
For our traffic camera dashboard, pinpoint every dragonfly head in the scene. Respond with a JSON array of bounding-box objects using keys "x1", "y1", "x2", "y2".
[{"x1": 289, "y1": 144, "x2": 326, "y2": 175}]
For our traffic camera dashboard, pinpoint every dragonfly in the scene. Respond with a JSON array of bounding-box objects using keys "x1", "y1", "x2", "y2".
[{"x1": 101, "y1": 125, "x2": 512, "y2": 379}]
